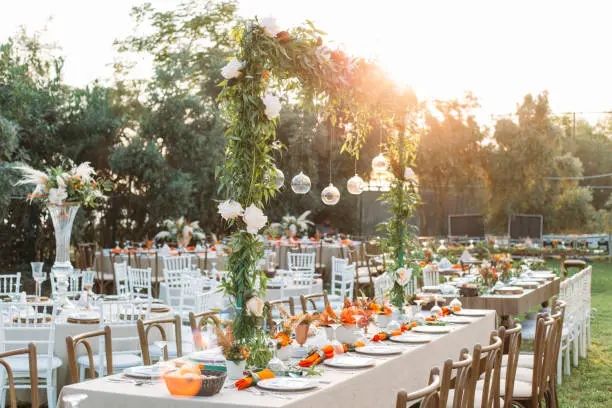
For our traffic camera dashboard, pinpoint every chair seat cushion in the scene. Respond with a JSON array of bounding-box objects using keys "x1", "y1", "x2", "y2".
[
  {"x1": 355, "y1": 267, "x2": 370, "y2": 277},
  {"x1": 502, "y1": 353, "x2": 534, "y2": 369},
  {"x1": 6, "y1": 355, "x2": 62, "y2": 374},
  {"x1": 149, "y1": 342, "x2": 193, "y2": 357},
  {"x1": 481, "y1": 366, "x2": 534, "y2": 383},
  {"x1": 78, "y1": 353, "x2": 141, "y2": 369},
  {"x1": 446, "y1": 388, "x2": 504, "y2": 407},
  {"x1": 476, "y1": 378, "x2": 533, "y2": 399}
]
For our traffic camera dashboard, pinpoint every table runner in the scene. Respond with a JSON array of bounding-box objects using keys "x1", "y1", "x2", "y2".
[{"x1": 58, "y1": 311, "x2": 496, "y2": 408}]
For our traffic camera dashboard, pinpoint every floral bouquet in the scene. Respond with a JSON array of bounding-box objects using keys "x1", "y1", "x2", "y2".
[
  {"x1": 215, "y1": 326, "x2": 250, "y2": 362},
  {"x1": 493, "y1": 254, "x2": 514, "y2": 281},
  {"x1": 155, "y1": 217, "x2": 205, "y2": 247},
  {"x1": 477, "y1": 261, "x2": 498, "y2": 288},
  {"x1": 15, "y1": 161, "x2": 111, "y2": 207},
  {"x1": 270, "y1": 211, "x2": 313, "y2": 237}
]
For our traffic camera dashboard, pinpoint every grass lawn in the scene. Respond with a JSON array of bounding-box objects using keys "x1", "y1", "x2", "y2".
[{"x1": 556, "y1": 260, "x2": 612, "y2": 407}]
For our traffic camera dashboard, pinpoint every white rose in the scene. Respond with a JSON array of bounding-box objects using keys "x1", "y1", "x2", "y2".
[
  {"x1": 218, "y1": 200, "x2": 244, "y2": 220},
  {"x1": 262, "y1": 94, "x2": 281, "y2": 120},
  {"x1": 48, "y1": 187, "x2": 67, "y2": 205},
  {"x1": 246, "y1": 296, "x2": 264, "y2": 317},
  {"x1": 404, "y1": 167, "x2": 416, "y2": 182},
  {"x1": 221, "y1": 57, "x2": 244, "y2": 79},
  {"x1": 243, "y1": 204, "x2": 268, "y2": 234},
  {"x1": 396, "y1": 267, "x2": 412, "y2": 286},
  {"x1": 260, "y1": 16, "x2": 280, "y2": 37}
]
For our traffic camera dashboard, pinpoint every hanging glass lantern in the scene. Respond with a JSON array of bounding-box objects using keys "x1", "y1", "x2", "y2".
[
  {"x1": 371, "y1": 153, "x2": 389, "y2": 172},
  {"x1": 347, "y1": 174, "x2": 364, "y2": 195},
  {"x1": 321, "y1": 183, "x2": 340, "y2": 205},
  {"x1": 271, "y1": 165, "x2": 284, "y2": 189},
  {"x1": 291, "y1": 171, "x2": 311, "y2": 194}
]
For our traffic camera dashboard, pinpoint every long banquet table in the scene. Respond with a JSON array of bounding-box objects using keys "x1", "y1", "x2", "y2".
[{"x1": 59, "y1": 310, "x2": 496, "y2": 408}]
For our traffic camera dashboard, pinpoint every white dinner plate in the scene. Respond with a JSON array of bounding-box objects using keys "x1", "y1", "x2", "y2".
[
  {"x1": 389, "y1": 334, "x2": 433, "y2": 344},
  {"x1": 124, "y1": 365, "x2": 160, "y2": 379},
  {"x1": 412, "y1": 325, "x2": 451, "y2": 334},
  {"x1": 355, "y1": 345, "x2": 402, "y2": 356},
  {"x1": 323, "y1": 355, "x2": 375, "y2": 369},
  {"x1": 440, "y1": 316, "x2": 473, "y2": 324},
  {"x1": 150, "y1": 304, "x2": 169, "y2": 310},
  {"x1": 68, "y1": 312, "x2": 100, "y2": 320},
  {"x1": 257, "y1": 377, "x2": 317, "y2": 392},
  {"x1": 188, "y1": 349, "x2": 224, "y2": 363},
  {"x1": 453, "y1": 309, "x2": 488, "y2": 317}
]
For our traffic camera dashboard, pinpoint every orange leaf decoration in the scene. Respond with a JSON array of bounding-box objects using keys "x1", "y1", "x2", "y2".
[
  {"x1": 343, "y1": 297, "x2": 352, "y2": 309},
  {"x1": 298, "y1": 345, "x2": 335, "y2": 367},
  {"x1": 324, "y1": 303, "x2": 337, "y2": 320},
  {"x1": 235, "y1": 369, "x2": 275, "y2": 390},
  {"x1": 274, "y1": 332, "x2": 292, "y2": 347}
]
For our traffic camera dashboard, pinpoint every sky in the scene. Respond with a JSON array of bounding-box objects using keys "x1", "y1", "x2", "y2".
[{"x1": 1, "y1": 0, "x2": 611, "y2": 123}]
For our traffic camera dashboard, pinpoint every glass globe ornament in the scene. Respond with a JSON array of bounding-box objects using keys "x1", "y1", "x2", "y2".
[
  {"x1": 271, "y1": 165, "x2": 285, "y2": 189},
  {"x1": 291, "y1": 171, "x2": 311, "y2": 194},
  {"x1": 371, "y1": 153, "x2": 389, "y2": 172},
  {"x1": 321, "y1": 183, "x2": 341, "y2": 205},
  {"x1": 346, "y1": 174, "x2": 364, "y2": 195}
]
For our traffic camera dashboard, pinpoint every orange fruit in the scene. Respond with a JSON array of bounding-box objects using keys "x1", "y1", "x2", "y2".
[{"x1": 178, "y1": 363, "x2": 201, "y2": 377}]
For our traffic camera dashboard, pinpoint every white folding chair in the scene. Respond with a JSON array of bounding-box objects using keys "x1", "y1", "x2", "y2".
[
  {"x1": 0, "y1": 274, "x2": 21, "y2": 297},
  {"x1": 287, "y1": 252, "x2": 315, "y2": 272},
  {"x1": 178, "y1": 277, "x2": 205, "y2": 321},
  {"x1": 0, "y1": 301, "x2": 60, "y2": 408},
  {"x1": 422, "y1": 266, "x2": 440, "y2": 287},
  {"x1": 329, "y1": 257, "x2": 353, "y2": 304},
  {"x1": 163, "y1": 255, "x2": 193, "y2": 274},
  {"x1": 127, "y1": 266, "x2": 152, "y2": 299},
  {"x1": 113, "y1": 262, "x2": 130, "y2": 296}
]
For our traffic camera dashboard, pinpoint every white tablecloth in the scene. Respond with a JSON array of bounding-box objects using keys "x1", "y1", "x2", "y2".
[{"x1": 59, "y1": 310, "x2": 496, "y2": 408}]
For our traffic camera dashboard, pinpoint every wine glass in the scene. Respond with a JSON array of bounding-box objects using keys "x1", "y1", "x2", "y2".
[
  {"x1": 63, "y1": 393, "x2": 88, "y2": 408},
  {"x1": 329, "y1": 322, "x2": 341, "y2": 342},
  {"x1": 154, "y1": 340, "x2": 168, "y2": 362}
]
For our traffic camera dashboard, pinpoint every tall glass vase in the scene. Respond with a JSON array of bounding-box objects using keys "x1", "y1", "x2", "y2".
[{"x1": 48, "y1": 203, "x2": 80, "y2": 307}]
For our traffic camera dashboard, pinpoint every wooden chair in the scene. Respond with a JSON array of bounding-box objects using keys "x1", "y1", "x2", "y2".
[
  {"x1": 469, "y1": 333, "x2": 503, "y2": 408},
  {"x1": 137, "y1": 315, "x2": 183, "y2": 365},
  {"x1": 347, "y1": 245, "x2": 373, "y2": 297},
  {"x1": 300, "y1": 291, "x2": 329, "y2": 313},
  {"x1": 396, "y1": 366, "x2": 441, "y2": 408},
  {"x1": 496, "y1": 317, "x2": 556, "y2": 408},
  {"x1": 264, "y1": 299, "x2": 295, "y2": 334},
  {"x1": 188, "y1": 311, "x2": 221, "y2": 351},
  {"x1": 66, "y1": 326, "x2": 113, "y2": 383},
  {"x1": 0, "y1": 344, "x2": 38, "y2": 408},
  {"x1": 498, "y1": 323, "x2": 523, "y2": 408},
  {"x1": 439, "y1": 348, "x2": 474, "y2": 407},
  {"x1": 76, "y1": 243, "x2": 97, "y2": 271}
]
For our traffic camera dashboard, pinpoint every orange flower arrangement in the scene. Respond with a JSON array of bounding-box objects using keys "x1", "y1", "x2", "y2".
[
  {"x1": 368, "y1": 302, "x2": 392, "y2": 316},
  {"x1": 274, "y1": 332, "x2": 292, "y2": 347}
]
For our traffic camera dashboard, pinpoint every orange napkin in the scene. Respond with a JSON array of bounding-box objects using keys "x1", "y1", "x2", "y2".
[
  {"x1": 298, "y1": 345, "x2": 335, "y2": 367},
  {"x1": 235, "y1": 369, "x2": 275, "y2": 390},
  {"x1": 371, "y1": 324, "x2": 410, "y2": 342}
]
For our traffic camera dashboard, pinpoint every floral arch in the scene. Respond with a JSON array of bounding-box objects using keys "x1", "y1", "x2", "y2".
[{"x1": 216, "y1": 16, "x2": 419, "y2": 362}]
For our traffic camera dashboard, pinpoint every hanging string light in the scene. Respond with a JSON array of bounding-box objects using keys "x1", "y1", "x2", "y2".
[
  {"x1": 362, "y1": 120, "x2": 394, "y2": 192},
  {"x1": 347, "y1": 158, "x2": 364, "y2": 195},
  {"x1": 291, "y1": 108, "x2": 311, "y2": 194},
  {"x1": 321, "y1": 120, "x2": 340, "y2": 205}
]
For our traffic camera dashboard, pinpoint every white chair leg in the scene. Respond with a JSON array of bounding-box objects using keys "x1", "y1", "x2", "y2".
[
  {"x1": 0, "y1": 385, "x2": 6, "y2": 408},
  {"x1": 47, "y1": 369, "x2": 57, "y2": 408},
  {"x1": 557, "y1": 350, "x2": 563, "y2": 385},
  {"x1": 586, "y1": 320, "x2": 592, "y2": 350},
  {"x1": 564, "y1": 344, "x2": 571, "y2": 376},
  {"x1": 580, "y1": 324, "x2": 587, "y2": 358},
  {"x1": 572, "y1": 335, "x2": 579, "y2": 367}
]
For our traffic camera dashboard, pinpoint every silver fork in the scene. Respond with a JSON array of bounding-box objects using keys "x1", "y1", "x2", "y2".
[{"x1": 247, "y1": 388, "x2": 293, "y2": 400}]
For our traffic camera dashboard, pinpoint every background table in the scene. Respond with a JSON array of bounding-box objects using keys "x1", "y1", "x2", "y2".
[{"x1": 59, "y1": 311, "x2": 496, "y2": 408}]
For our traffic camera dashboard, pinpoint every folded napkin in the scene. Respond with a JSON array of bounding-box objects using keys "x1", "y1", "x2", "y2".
[
  {"x1": 438, "y1": 257, "x2": 452, "y2": 269},
  {"x1": 235, "y1": 369, "x2": 275, "y2": 390},
  {"x1": 459, "y1": 249, "x2": 476, "y2": 264},
  {"x1": 371, "y1": 324, "x2": 410, "y2": 342},
  {"x1": 298, "y1": 345, "x2": 336, "y2": 367}
]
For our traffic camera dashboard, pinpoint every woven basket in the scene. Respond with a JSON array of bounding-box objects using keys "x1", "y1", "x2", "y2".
[{"x1": 197, "y1": 369, "x2": 227, "y2": 396}]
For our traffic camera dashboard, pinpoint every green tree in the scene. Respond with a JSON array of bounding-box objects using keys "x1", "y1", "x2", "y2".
[{"x1": 416, "y1": 93, "x2": 485, "y2": 235}]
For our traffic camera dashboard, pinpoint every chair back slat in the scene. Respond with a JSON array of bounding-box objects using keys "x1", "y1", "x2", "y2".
[
  {"x1": 66, "y1": 326, "x2": 113, "y2": 383},
  {"x1": 137, "y1": 315, "x2": 182, "y2": 365},
  {"x1": 439, "y1": 348, "x2": 472, "y2": 407},
  {"x1": 127, "y1": 266, "x2": 152, "y2": 299},
  {"x1": 0, "y1": 274, "x2": 21, "y2": 296},
  {"x1": 396, "y1": 366, "x2": 441, "y2": 408}
]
